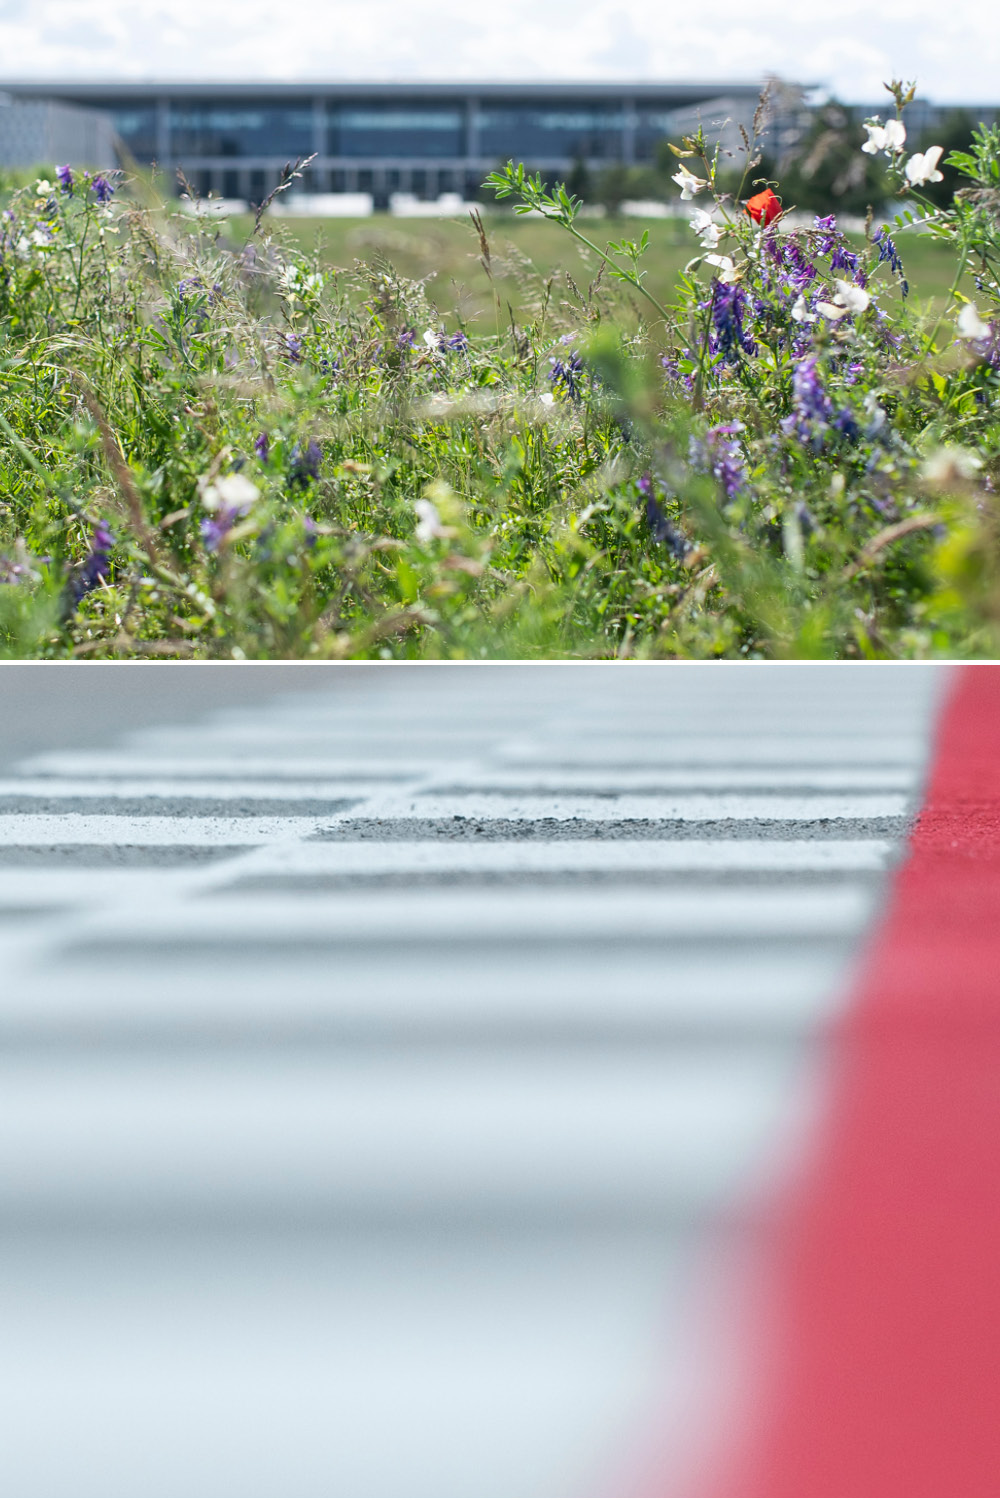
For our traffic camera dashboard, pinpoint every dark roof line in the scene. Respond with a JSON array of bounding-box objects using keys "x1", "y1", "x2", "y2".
[{"x1": 0, "y1": 78, "x2": 773, "y2": 98}]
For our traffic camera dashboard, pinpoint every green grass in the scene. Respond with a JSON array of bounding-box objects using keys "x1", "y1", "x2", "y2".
[
  {"x1": 220, "y1": 212, "x2": 963, "y2": 326},
  {"x1": 1, "y1": 170, "x2": 999, "y2": 661}
]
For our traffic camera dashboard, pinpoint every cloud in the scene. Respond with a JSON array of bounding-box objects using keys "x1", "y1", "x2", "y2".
[{"x1": 0, "y1": 0, "x2": 997, "y2": 101}]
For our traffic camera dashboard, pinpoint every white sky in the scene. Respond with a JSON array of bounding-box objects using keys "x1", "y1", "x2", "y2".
[{"x1": 0, "y1": 0, "x2": 996, "y2": 104}]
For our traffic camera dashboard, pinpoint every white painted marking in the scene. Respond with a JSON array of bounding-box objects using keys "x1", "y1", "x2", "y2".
[
  {"x1": 66, "y1": 885, "x2": 878, "y2": 943},
  {"x1": 358, "y1": 792, "x2": 910, "y2": 821},
  {"x1": 0, "y1": 1052, "x2": 819, "y2": 1214},
  {"x1": 238, "y1": 838, "x2": 897, "y2": 876}
]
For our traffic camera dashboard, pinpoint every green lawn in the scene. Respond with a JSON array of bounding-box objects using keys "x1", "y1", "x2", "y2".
[{"x1": 224, "y1": 211, "x2": 960, "y2": 329}]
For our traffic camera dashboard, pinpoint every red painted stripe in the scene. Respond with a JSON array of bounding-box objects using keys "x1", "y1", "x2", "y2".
[{"x1": 715, "y1": 665, "x2": 1000, "y2": 1498}]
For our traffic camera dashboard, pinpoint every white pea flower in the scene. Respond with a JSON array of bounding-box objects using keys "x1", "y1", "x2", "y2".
[
  {"x1": 538, "y1": 391, "x2": 556, "y2": 407},
  {"x1": 689, "y1": 207, "x2": 720, "y2": 248},
  {"x1": 833, "y1": 280, "x2": 871, "y2": 314},
  {"x1": 905, "y1": 146, "x2": 944, "y2": 186},
  {"x1": 791, "y1": 294, "x2": 815, "y2": 324},
  {"x1": 422, "y1": 329, "x2": 441, "y2": 349},
  {"x1": 672, "y1": 164, "x2": 708, "y2": 200},
  {"x1": 862, "y1": 118, "x2": 906, "y2": 156},
  {"x1": 414, "y1": 497, "x2": 445, "y2": 543},
  {"x1": 816, "y1": 281, "x2": 870, "y2": 321},
  {"x1": 200, "y1": 473, "x2": 260, "y2": 513},
  {"x1": 957, "y1": 302, "x2": 991, "y2": 340},
  {"x1": 704, "y1": 254, "x2": 738, "y2": 284},
  {"x1": 816, "y1": 301, "x2": 847, "y2": 320}
]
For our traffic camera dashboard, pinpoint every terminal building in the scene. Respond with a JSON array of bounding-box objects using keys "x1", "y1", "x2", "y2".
[{"x1": 0, "y1": 81, "x2": 770, "y2": 205}]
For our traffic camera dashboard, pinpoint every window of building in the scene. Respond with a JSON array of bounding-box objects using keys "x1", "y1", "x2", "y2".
[
  {"x1": 634, "y1": 109, "x2": 680, "y2": 162},
  {"x1": 475, "y1": 105, "x2": 624, "y2": 160},
  {"x1": 327, "y1": 104, "x2": 463, "y2": 158},
  {"x1": 169, "y1": 105, "x2": 314, "y2": 158},
  {"x1": 105, "y1": 104, "x2": 159, "y2": 160}
]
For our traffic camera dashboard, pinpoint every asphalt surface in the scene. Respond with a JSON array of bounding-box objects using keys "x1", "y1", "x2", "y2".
[{"x1": 0, "y1": 664, "x2": 947, "y2": 1496}]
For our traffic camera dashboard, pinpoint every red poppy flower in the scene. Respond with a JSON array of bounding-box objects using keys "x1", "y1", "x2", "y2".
[{"x1": 745, "y1": 188, "x2": 782, "y2": 226}]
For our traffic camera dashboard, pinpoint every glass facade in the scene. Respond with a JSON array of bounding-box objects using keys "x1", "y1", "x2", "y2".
[
  {"x1": 327, "y1": 105, "x2": 464, "y2": 158},
  {"x1": 634, "y1": 110, "x2": 678, "y2": 162},
  {"x1": 108, "y1": 104, "x2": 158, "y2": 159},
  {"x1": 169, "y1": 106, "x2": 314, "y2": 158},
  {"x1": 56, "y1": 87, "x2": 753, "y2": 175},
  {"x1": 476, "y1": 105, "x2": 625, "y2": 161}
]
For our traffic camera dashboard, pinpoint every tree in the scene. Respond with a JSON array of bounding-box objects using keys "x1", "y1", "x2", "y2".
[{"x1": 774, "y1": 101, "x2": 890, "y2": 217}]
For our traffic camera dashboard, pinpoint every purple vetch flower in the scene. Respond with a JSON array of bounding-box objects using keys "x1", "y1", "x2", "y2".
[
  {"x1": 444, "y1": 330, "x2": 469, "y2": 352},
  {"x1": 549, "y1": 349, "x2": 585, "y2": 400},
  {"x1": 198, "y1": 472, "x2": 259, "y2": 553},
  {"x1": 56, "y1": 165, "x2": 74, "y2": 195},
  {"x1": 690, "y1": 422, "x2": 748, "y2": 502},
  {"x1": 782, "y1": 356, "x2": 835, "y2": 448},
  {"x1": 782, "y1": 356, "x2": 859, "y2": 451},
  {"x1": 200, "y1": 511, "x2": 241, "y2": 552},
  {"x1": 69, "y1": 521, "x2": 114, "y2": 602},
  {"x1": 89, "y1": 174, "x2": 115, "y2": 205},
  {"x1": 812, "y1": 215, "x2": 838, "y2": 258},
  {"x1": 874, "y1": 228, "x2": 908, "y2": 297},
  {"x1": 710, "y1": 281, "x2": 757, "y2": 361},
  {"x1": 396, "y1": 327, "x2": 417, "y2": 351},
  {"x1": 283, "y1": 333, "x2": 304, "y2": 362},
  {"x1": 829, "y1": 244, "x2": 862, "y2": 279},
  {"x1": 254, "y1": 431, "x2": 270, "y2": 463},
  {"x1": 288, "y1": 439, "x2": 322, "y2": 488},
  {"x1": 639, "y1": 475, "x2": 694, "y2": 559}
]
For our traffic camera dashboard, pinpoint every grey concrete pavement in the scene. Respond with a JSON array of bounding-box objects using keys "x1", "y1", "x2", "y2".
[{"x1": 0, "y1": 664, "x2": 948, "y2": 1496}]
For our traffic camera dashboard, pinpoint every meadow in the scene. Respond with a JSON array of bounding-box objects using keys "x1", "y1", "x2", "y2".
[{"x1": 1, "y1": 109, "x2": 998, "y2": 659}]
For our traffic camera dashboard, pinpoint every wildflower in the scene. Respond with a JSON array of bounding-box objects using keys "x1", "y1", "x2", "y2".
[
  {"x1": 813, "y1": 213, "x2": 837, "y2": 252},
  {"x1": 444, "y1": 330, "x2": 469, "y2": 352},
  {"x1": 422, "y1": 329, "x2": 440, "y2": 349},
  {"x1": 690, "y1": 422, "x2": 748, "y2": 502},
  {"x1": 538, "y1": 391, "x2": 556, "y2": 407},
  {"x1": 283, "y1": 333, "x2": 304, "y2": 362},
  {"x1": 816, "y1": 279, "x2": 871, "y2": 319},
  {"x1": 254, "y1": 432, "x2": 270, "y2": 463},
  {"x1": 782, "y1": 355, "x2": 858, "y2": 450},
  {"x1": 414, "y1": 497, "x2": 446, "y2": 543},
  {"x1": 705, "y1": 254, "x2": 738, "y2": 285},
  {"x1": 672, "y1": 164, "x2": 708, "y2": 200},
  {"x1": 791, "y1": 293, "x2": 815, "y2": 324},
  {"x1": 0, "y1": 539, "x2": 40, "y2": 584},
  {"x1": 829, "y1": 244, "x2": 861, "y2": 277},
  {"x1": 862, "y1": 118, "x2": 906, "y2": 155},
  {"x1": 397, "y1": 328, "x2": 417, "y2": 350},
  {"x1": 711, "y1": 280, "x2": 756, "y2": 360},
  {"x1": 89, "y1": 174, "x2": 115, "y2": 205},
  {"x1": 549, "y1": 349, "x2": 585, "y2": 400},
  {"x1": 200, "y1": 472, "x2": 260, "y2": 513},
  {"x1": 905, "y1": 146, "x2": 944, "y2": 186},
  {"x1": 689, "y1": 207, "x2": 720, "y2": 248},
  {"x1": 69, "y1": 521, "x2": 114, "y2": 602},
  {"x1": 201, "y1": 514, "x2": 237, "y2": 552},
  {"x1": 640, "y1": 480, "x2": 694, "y2": 559},
  {"x1": 55, "y1": 165, "x2": 74, "y2": 195},
  {"x1": 197, "y1": 473, "x2": 259, "y2": 553},
  {"x1": 288, "y1": 439, "x2": 322, "y2": 488},
  {"x1": 957, "y1": 303, "x2": 991, "y2": 340},
  {"x1": 782, "y1": 356, "x2": 836, "y2": 446},
  {"x1": 745, "y1": 188, "x2": 781, "y2": 226},
  {"x1": 834, "y1": 279, "x2": 870, "y2": 313},
  {"x1": 873, "y1": 228, "x2": 907, "y2": 296}
]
